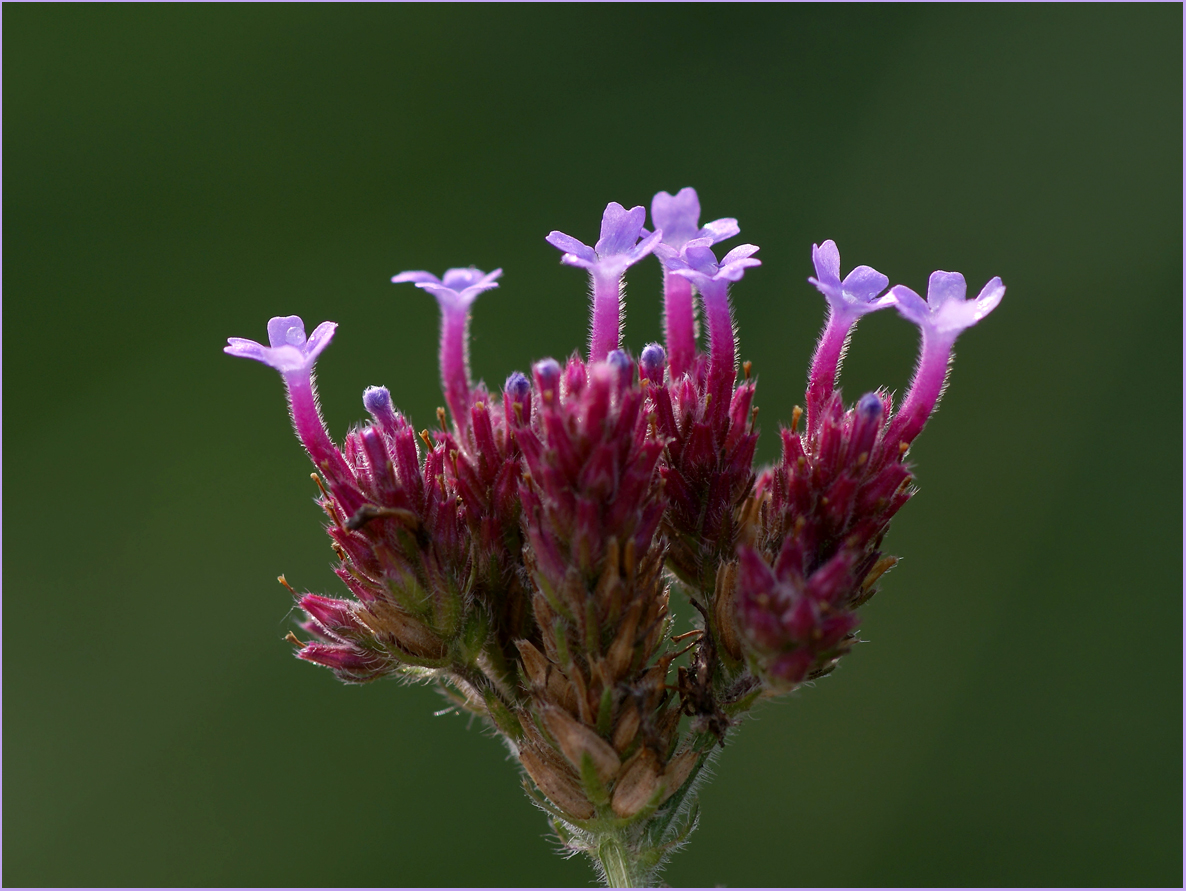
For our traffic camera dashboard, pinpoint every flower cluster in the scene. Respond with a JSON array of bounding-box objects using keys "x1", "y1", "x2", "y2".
[{"x1": 225, "y1": 188, "x2": 1002, "y2": 886}]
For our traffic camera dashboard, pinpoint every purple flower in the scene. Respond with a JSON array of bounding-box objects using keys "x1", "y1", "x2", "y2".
[
  {"x1": 547, "y1": 202, "x2": 663, "y2": 362},
  {"x1": 225, "y1": 316, "x2": 344, "y2": 476},
  {"x1": 804, "y1": 241, "x2": 892, "y2": 439},
  {"x1": 647, "y1": 189, "x2": 741, "y2": 379},
  {"x1": 656, "y1": 239, "x2": 760, "y2": 418},
  {"x1": 647, "y1": 187, "x2": 739, "y2": 251},
  {"x1": 887, "y1": 271, "x2": 1005, "y2": 448},
  {"x1": 657, "y1": 238, "x2": 762, "y2": 290},
  {"x1": 887, "y1": 271, "x2": 1005, "y2": 342},
  {"x1": 392, "y1": 266, "x2": 501, "y2": 434},
  {"x1": 225, "y1": 315, "x2": 337, "y2": 375},
  {"x1": 547, "y1": 202, "x2": 662, "y2": 278},
  {"x1": 807, "y1": 240, "x2": 892, "y2": 322},
  {"x1": 391, "y1": 266, "x2": 502, "y2": 310},
  {"x1": 224, "y1": 187, "x2": 1004, "y2": 884}
]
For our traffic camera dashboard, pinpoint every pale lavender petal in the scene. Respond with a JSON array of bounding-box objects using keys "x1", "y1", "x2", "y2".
[
  {"x1": 595, "y1": 203, "x2": 647, "y2": 257},
  {"x1": 841, "y1": 266, "x2": 890, "y2": 303},
  {"x1": 887, "y1": 285, "x2": 930, "y2": 327},
  {"x1": 653, "y1": 242, "x2": 685, "y2": 269},
  {"x1": 224, "y1": 337, "x2": 269, "y2": 363},
  {"x1": 267, "y1": 315, "x2": 305, "y2": 349},
  {"x1": 624, "y1": 228, "x2": 663, "y2": 265},
  {"x1": 558, "y1": 253, "x2": 597, "y2": 272},
  {"x1": 720, "y1": 243, "x2": 761, "y2": 266},
  {"x1": 546, "y1": 231, "x2": 596, "y2": 264},
  {"x1": 812, "y1": 241, "x2": 842, "y2": 286},
  {"x1": 390, "y1": 270, "x2": 442, "y2": 285},
  {"x1": 305, "y1": 321, "x2": 338, "y2": 360},
  {"x1": 717, "y1": 255, "x2": 761, "y2": 282},
  {"x1": 682, "y1": 241, "x2": 720, "y2": 274},
  {"x1": 926, "y1": 271, "x2": 967, "y2": 309},
  {"x1": 440, "y1": 267, "x2": 490, "y2": 291},
  {"x1": 651, "y1": 187, "x2": 702, "y2": 248},
  {"x1": 974, "y1": 276, "x2": 1006, "y2": 316},
  {"x1": 698, "y1": 217, "x2": 740, "y2": 244}
]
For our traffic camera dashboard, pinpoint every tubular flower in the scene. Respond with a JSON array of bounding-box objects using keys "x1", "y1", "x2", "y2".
[
  {"x1": 547, "y1": 202, "x2": 663, "y2": 362},
  {"x1": 225, "y1": 189, "x2": 1002, "y2": 888}
]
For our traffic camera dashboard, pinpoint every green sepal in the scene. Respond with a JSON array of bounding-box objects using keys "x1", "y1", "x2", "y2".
[
  {"x1": 483, "y1": 689, "x2": 524, "y2": 741},
  {"x1": 579, "y1": 752, "x2": 611, "y2": 808},
  {"x1": 596, "y1": 685, "x2": 614, "y2": 737}
]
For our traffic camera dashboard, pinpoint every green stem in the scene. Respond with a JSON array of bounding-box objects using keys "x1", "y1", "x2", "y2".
[{"x1": 596, "y1": 834, "x2": 650, "y2": 888}]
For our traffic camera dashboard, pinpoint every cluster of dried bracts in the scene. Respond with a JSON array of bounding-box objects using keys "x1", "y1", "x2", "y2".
[{"x1": 226, "y1": 188, "x2": 1003, "y2": 885}]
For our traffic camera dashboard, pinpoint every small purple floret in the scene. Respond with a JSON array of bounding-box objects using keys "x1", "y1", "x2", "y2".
[
  {"x1": 647, "y1": 187, "x2": 739, "y2": 251},
  {"x1": 547, "y1": 202, "x2": 663, "y2": 362},
  {"x1": 656, "y1": 239, "x2": 760, "y2": 417},
  {"x1": 886, "y1": 271, "x2": 1005, "y2": 447},
  {"x1": 392, "y1": 266, "x2": 502, "y2": 433},
  {"x1": 887, "y1": 271, "x2": 1005, "y2": 342},
  {"x1": 807, "y1": 240, "x2": 892, "y2": 322},
  {"x1": 225, "y1": 315, "x2": 337, "y2": 375},
  {"x1": 639, "y1": 343, "x2": 666, "y2": 384},
  {"x1": 804, "y1": 241, "x2": 892, "y2": 438},
  {"x1": 505, "y1": 371, "x2": 531, "y2": 403}
]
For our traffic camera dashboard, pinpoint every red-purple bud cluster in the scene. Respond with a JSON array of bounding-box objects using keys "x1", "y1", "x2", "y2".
[
  {"x1": 647, "y1": 353, "x2": 759, "y2": 593},
  {"x1": 519, "y1": 353, "x2": 664, "y2": 590},
  {"x1": 737, "y1": 390, "x2": 909, "y2": 689}
]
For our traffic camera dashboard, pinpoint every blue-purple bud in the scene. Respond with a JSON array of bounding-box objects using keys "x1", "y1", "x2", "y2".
[
  {"x1": 533, "y1": 358, "x2": 562, "y2": 404},
  {"x1": 505, "y1": 371, "x2": 531, "y2": 402},
  {"x1": 639, "y1": 342, "x2": 666, "y2": 384},
  {"x1": 606, "y1": 349, "x2": 634, "y2": 389},
  {"x1": 363, "y1": 385, "x2": 393, "y2": 419},
  {"x1": 504, "y1": 371, "x2": 532, "y2": 425},
  {"x1": 851, "y1": 391, "x2": 885, "y2": 460},
  {"x1": 363, "y1": 385, "x2": 403, "y2": 439}
]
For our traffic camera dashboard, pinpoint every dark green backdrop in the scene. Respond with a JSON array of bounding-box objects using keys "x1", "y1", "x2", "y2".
[{"x1": 5, "y1": 4, "x2": 1182, "y2": 887}]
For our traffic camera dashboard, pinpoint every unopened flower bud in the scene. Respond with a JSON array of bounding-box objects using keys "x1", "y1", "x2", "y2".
[
  {"x1": 533, "y1": 358, "x2": 562, "y2": 405},
  {"x1": 639, "y1": 342, "x2": 666, "y2": 384},
  {"x1": 606, "y1": 349, "x2": 634, "y2": 390}
]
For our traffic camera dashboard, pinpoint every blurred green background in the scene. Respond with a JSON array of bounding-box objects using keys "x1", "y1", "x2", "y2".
[{"x1": 4, "y1": 4, "x2": 1181, "y2": 887}]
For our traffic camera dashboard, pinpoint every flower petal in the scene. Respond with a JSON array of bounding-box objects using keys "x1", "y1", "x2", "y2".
[
  {"x1": 267, "y1": 315, "x2": 305, "y2": 349},
  {"x1": 887, "y1": 285, "x2": 930, "y2": 328},
  {"x1": 546, "y1": 231, "x2": 596, "y2": 264},
  {"x1": 926, "y1": 271, "x2": 967, "y2": 309},
  {"x1": 698, "y1": 217, "x2": 740, "y2": 244},
  {"x1": 841, "y1": 265, "x2": 890, "y2": 304},
  {"x1": 651, "y1": 187, "x2": 702, "y2": 248},
  {"x1": 812, "y1": 241, "x2": 842, "y2": 286},
  {"x1": 390, "y1": 270, "x2": 442, "y2": 285},
  {"x1": 595, "y1": 203, "x2": 647, "y2": 257}
]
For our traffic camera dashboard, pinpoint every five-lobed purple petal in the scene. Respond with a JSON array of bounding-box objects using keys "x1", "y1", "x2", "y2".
[
  {"x1": 392, "y1": 267, "x2": 502, "y2": 311},
  {"x1": 546, "y1": 202, "x2": 663, "y2": 279},
  {"x1": 656, "y1": 238, "x2": 761, "y2": 290},
  {"x1": 225, "y1": 315, "x2": 337, "y2": 375},
  {"x1": 807, "y1": 240, "x2": 892, "y2": 319},
  {"x1": 647, "y1": 187, "x2": 740, "y2": 250},
  {"x1": 888, "y1": 271, "x2": 1005, "y2": 340}
]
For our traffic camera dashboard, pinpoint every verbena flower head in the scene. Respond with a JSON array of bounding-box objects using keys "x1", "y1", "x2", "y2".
[{"x1": 225, "y1": 188, "x2": 1002, "y2": 888}]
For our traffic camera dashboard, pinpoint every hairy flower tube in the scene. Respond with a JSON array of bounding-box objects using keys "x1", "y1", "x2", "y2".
[{"x1": 225, "y1": 189, "x2": 1003, "y2": 887}]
